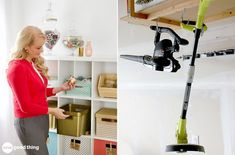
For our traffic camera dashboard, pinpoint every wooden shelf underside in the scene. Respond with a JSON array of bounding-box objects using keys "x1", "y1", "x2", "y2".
[{"x1": 121, "y1": 0, "x2": 235, "y2": 29}]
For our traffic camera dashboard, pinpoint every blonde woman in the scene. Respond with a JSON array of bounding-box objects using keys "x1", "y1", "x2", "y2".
[{"x1": 7, "y1": 26, "x2": 74, "y2": 155}]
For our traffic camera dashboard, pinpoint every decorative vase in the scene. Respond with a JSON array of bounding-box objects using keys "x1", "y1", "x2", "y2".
[
  {"x1": 43, "y1": 2, "x2": 60, "y2": 55},
  {"x1": 62, "y1": 35, "x2": 83, "y2": 56},
  {"x1": 85, "y1": 41, "x2": 93, "y2": 57},
  {"x1": 44, "y1": 29, "x2": 60, "y2": 50}
]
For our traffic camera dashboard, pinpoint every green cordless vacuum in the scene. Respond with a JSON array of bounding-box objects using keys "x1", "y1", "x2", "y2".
[{"x1": 166, "y1": 0, "x2": 212, "y2": 153}]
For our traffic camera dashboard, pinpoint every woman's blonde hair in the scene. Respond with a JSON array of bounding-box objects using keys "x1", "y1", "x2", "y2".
[{"x1": 10, "y1": 26, "x2": 49, "y2": 79}]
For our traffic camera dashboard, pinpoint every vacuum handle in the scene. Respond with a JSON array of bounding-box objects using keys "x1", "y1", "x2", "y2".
[{"x1": 181, "y1": 29, "x2": 201, "y2": 119}]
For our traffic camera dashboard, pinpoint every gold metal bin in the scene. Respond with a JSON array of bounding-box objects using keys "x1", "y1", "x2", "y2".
[
  {"x1": 48, "y1": 100, "x2": 57, "y2": 130},
  {"x1": 57, "y1": 104, "x2": 90, "y2": 137}
]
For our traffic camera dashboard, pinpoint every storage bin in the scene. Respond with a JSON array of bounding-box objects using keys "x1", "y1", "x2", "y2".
[
  {"x1": 62, "y1": 135, "x2": 91, "y2": 155},
  {"x1": 48, "y1": 100, "x2": 57, "y2": 129},
  {"x1": 57, "y1": 104, "x2": 91, "y2": 137},
  {"x1": 96, "y1": 108, "x2": 117, "y2": 139},
  {"x1": 98, "y1": 74, "x2": 117, "y2": 98},
  {"x1": 47, "y1": 132, "x2": 57, "y2": 155},
  {"x1": 65, "y1": 80, "x2": 91, "y2": 97},
  {"x1": 94, "y1": 139, "x2": 117, "y2": 155}
]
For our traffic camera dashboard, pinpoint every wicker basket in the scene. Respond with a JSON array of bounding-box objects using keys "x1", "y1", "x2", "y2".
[
  {"x1": 98, "y1": 74, "x2": 117, "y2": 98},
  {"x1": 96, "y1": 108, "x2": 117, "y2": 139}
]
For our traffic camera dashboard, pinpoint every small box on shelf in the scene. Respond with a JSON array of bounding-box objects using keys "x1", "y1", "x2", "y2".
[
  {"x1": 47, "y1": 132, "x2": 58, "y2": 155},
  {"x1": 94, "y1": 139, "x2": 117, "y2": 155},
  {"x1": 57, "y1": 104, "x2": 91, "y2": 137},
  {"x1": 65, "y1": 76, "x2": 92, "y2": 97},
  {"x1": 95, "y1": 108, "x2": 117, "y2": 139},
  {"x1": 62, "y1": 135, "x2": 91, "y2": 155},
  {"x1": 98, "y1": 74, "x2": 117, "y2": 98}
]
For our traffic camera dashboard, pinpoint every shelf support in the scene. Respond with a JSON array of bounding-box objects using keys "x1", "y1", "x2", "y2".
[{"x1": 127, "y1": 0, "x2": 148, "y2": 18}]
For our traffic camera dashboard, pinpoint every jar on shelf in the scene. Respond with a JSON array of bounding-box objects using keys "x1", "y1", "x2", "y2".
[
  {"x1": 78, "y1": 47, "x2": 84, "y2": 57},
  {"x1": 43, "y1": 2, "x2": 60, "y2": 55},
  {"x1": 85, "y1": 41, "x2": 93, "y2": 57}
]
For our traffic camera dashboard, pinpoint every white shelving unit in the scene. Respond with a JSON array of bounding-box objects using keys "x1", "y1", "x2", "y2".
[{"x1": 45, "y1": 55, "x2": 117, "y2": 155}]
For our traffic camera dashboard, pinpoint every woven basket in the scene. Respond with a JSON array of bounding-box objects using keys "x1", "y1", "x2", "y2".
[{"x1": 98, "y1": 74, "x2": 117, "y2": 98}]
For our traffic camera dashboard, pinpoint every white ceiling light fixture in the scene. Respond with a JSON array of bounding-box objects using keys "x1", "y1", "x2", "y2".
[{"x1": 44, "y1": 0, "x2": 57, "y2": 23}]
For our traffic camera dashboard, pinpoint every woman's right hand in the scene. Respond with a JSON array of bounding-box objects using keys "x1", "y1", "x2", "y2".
[{"x1": 48, "y1": 108, "x2": 70, "y2": 119}]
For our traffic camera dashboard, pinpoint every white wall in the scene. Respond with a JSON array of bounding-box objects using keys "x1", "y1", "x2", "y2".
[
  {"x1": 118, "y1": 0, "x2": 235, "y2": 154},
  {"x1": 119, "y1": 89, "x2": 223, "y2": 155},
  {"x1": 7, "y1": 0, "x2": 117, "y2": 57},
  {"x1": 0, "y1": 0, "x2": 25, "y2": 154}
]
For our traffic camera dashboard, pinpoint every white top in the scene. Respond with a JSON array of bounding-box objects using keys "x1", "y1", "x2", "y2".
[{"x1": 32, "y1": 63, "x2": 44, "y2": 84}]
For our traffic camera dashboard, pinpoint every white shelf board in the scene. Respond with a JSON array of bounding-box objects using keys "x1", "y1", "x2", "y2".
[
  {"x1": 93, "y1": 136, "x2": 117, "y2": 142},
  {"x1": 44, "y1": 55, "x2": 117, "y2": 62},
  {"x1": 58, "y1": 94, "x2": 92, "y2": 100},
  {"x1": 47, "y1": 96, "x2": 58, "y2": 100},
  {"x1": 48, "y1": 128, "x2": 92, "y2": 138},
  {"x1": 58, "y1": 134, "x2": 92, "y2": 139},
  {"x1": 44, "y1": 55, "x2": 91, "y2": 61},
  {"x1": 49, "y1": 129, "x2": 57, "y2": 133},
  {"x1": 57, "y1": 94, "x2": 117, "y2": 102},
  {"x1": 81, "y1": 135, "x2": 92, "y2": 139},
  {"x1": 93, "y1": 97, "x2": 117, "y2": 103}
]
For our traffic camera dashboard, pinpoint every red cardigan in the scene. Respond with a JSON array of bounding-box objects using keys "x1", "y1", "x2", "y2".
[{"x1": 7, "y1": 59, "x2": 55, "y2": 118}]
